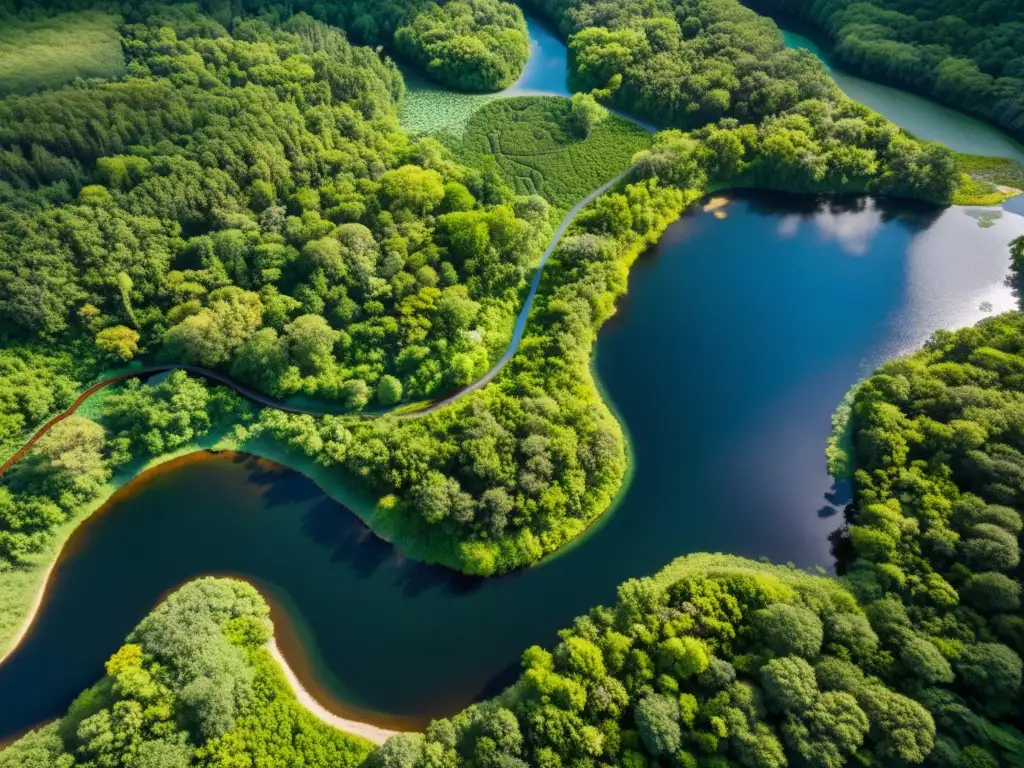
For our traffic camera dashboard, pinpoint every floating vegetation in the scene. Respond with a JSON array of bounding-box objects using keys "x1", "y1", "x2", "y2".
[{"x1": 398, "y1": 68, "x2": 502, "y2": 137}]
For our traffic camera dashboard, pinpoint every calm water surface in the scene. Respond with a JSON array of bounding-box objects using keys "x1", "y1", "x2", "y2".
[{"x1": 2, "y1": 194, "x2": 1022, "y2": 740}]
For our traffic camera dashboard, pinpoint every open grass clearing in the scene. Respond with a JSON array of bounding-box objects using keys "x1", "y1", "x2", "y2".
[
  {"x1": 0, "y1": 11, "x2": 125, "y2": 96},
  {"x1": 450, "y1": 96, "x2": 652, "y2": 212}
]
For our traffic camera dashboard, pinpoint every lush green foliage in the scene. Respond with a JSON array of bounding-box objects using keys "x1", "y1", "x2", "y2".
[
  {"x1": 686, "y1": 101, "x2": 958, "y2": 203},
  {"x1": 364, "y1": 243, "x2": 1024, "y2": 768},
  {"x1": 249, "y1": 175, "x2": 695, "y2": 575},
  {"x1": 0, "y1": 10, "x2": 125, "y2": 97},
  {"x1": 0, "y1": 0, "x2": 962, "y2": 583},
  {"x1": 833, "y1": 310, "x2": 1024, "y2": 758},
  {"x1": 0, "y1": 371, "x2": 248, "y2": 569},
  {"x1": 0, "y1": 578, "x2": 373, "y2": 768},
  {"x1": 227, "y1": 104, "x2": 954, "y2": 574},
  {"x1": 395, "y1": 0, "x2": 529, "y2": 91},
  {"x1": 750, "y1": 0, "x2": 1024, "y2": 143},
  {"x1": 0, "y1": 4, "x2": 1018, "y2": 766},
  {"x1": 0, "y1": 349, "x2": 78, "y2": 453},
  {"x1": 518, "y1": 0, "x2": 959, "y2": 203},
  {"x1": 454, "y1": 96, "x2": 651, "y2": 211},
  {"x1": 0, "y1": 8, "x2": 550, "y2": 409},
  {"x1": 525, "y1": 0, "x2": 838, "y2": 128},
  {"x1": 369, "y1": 554, "x2": 954, "y2": 768}
]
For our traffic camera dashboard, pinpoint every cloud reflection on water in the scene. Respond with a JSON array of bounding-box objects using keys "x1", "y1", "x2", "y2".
[{"x1": 776, "y1": 199, "x2": 885, "y2": 255}]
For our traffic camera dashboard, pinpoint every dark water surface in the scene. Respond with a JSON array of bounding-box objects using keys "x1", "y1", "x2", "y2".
[{"x1": 2, "y1": 194, "x2": 1023, "y2": 740}]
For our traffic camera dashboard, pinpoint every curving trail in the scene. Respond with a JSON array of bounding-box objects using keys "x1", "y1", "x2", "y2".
[
  {"x1": 0, "y1": 167, "x2": 634, "y2": 480},
  {"x1": 411, "y1": 168, "x2": 634, "y2": 415}
]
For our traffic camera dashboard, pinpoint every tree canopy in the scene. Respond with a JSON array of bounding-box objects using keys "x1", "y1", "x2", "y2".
[{"x1": 0, "y1": 579, "x2": 374, "y2": 768}]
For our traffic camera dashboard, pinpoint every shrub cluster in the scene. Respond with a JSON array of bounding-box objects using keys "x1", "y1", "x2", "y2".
[{"x1": 0, "y1": 8, "x2": 550, "y2": 409}]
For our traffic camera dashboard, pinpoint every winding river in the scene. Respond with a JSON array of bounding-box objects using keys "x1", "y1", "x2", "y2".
[{"x1": 4, "y1": 11, "x2": 1024, "y2": 746}]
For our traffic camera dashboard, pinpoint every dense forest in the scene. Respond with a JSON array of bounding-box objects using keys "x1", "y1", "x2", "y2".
[
  {"x1": 254, "y1": 116, "x2": 955, "y2": 576},
  {"x1": 0, "y1": 371, "x2": 250, "y2": 567},
  {"x1": 394, "y1": 0, "x2": 529, "y2": 91},
  {"x1": 747, "y1": 0, "x2": 1024, "y2": 142},
  {"x1": 0, "y1": 0, "x2": 1021, "y2": 766},
  {"x1": 521, "y1": 0, "x2": 840, "y2": 129},
  {"x1": 1, "y1": 0, "x2": 530, "y2": 92},
  {"x1": 0, "y1": 579, "x2": 375, "y2": 768},
  {"x1": 0, "y1": 6, "x2": 551, "y2": 412}
]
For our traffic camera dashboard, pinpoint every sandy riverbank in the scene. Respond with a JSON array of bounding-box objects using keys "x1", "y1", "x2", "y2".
[{"x1": 266, "y1": 637, "x2": 399, "y2": 745}]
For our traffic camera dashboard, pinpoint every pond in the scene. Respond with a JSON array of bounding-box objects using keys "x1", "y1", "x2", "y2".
[{"x1": 2, "y1": 194, "x2": 1022, "y2": 741}]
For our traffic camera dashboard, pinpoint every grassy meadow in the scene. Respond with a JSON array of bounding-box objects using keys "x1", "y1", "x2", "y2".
[
  {"x1": 450, "y1": 96, "x2": 652, "y2": 211},
  {"x1": 0, "y1": 11, "x2": 125, "y2": 96}
]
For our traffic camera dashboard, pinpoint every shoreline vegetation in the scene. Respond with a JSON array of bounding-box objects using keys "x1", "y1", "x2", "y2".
[
  {"x1": 1, "y1": 0, "x2": 1022, "y2": 765},
  {"x1": 0, "y1": 578, "x2": 378, "y2": 768},
  {"x1": 0, "y1": 446, "x2": 423, "y2": 743},
  {"x1": 952, "y1": 154, "x2": 1024, "y2": 207},
  {"x1": 0, "y1": 0, "x2": 981, "y2": 617}
]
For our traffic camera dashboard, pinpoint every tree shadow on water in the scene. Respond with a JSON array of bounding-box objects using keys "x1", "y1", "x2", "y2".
[
  {"x1": 228, "y1": 454, "x2": 487, "y2": 598},
  {"x1": 297, "y1": 497, "x2": 486, "y2": 599},
  {"x1": 396, "y1": 560, "x2": 485, "y2": 599},
  {"x1": 300, "y1": 497, "x2": 394, "y2": 579},
  {"x1": 473, "y1": 658, "x2": 525, "y2": 706},
  {"x1": 828, "y1": 501, "x2": 859, "y2": 575}
]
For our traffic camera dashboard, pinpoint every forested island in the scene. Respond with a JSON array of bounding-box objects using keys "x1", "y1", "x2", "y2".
[{"x1": 0, "y1": 0, "x2": 1022, "y2": 765}]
